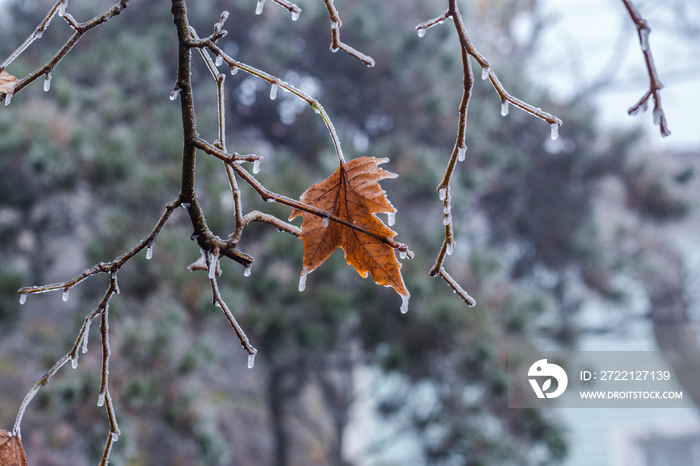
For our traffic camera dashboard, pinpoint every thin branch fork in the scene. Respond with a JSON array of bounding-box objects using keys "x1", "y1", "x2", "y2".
[
  {"x1": 321, "y1": 0, "x2": 375, "y2": 67},
  {"x1": 621, "y1": 0, "x2": 671, "y2": 137}
]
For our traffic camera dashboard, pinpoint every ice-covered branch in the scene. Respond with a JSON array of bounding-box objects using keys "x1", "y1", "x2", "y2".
[
  {"x1": 321, "y1": 0, "x2": 375, "y2": 67},
  {"x1": 621, "y1": 0, "x2": 671, "y2": 137}
]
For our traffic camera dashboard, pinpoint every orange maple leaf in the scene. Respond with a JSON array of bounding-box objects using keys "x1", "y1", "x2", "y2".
[
  {"x1": 0, "y1": 71, "x2": 18, "y2": 96},
  {"x1": 290, "y1": 157, "x2": 409, "y2": 299},
  {"x1": 0, "y1": 430, "x2": 28, "y2": 466}
]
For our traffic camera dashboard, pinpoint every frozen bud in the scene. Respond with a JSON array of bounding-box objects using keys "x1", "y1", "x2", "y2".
[
  {"x1": 269, "y1": 80, "x2": 279, "y2": 100},
  {"x1": 446, "y1": 241, "x2": 454, "y2": 256},
  {"x1": 230, "y1": 65, "x2": 239, "y2": 75},
  {"x1": 417, "y1": 27, "x2": 426, "y2": 38}
]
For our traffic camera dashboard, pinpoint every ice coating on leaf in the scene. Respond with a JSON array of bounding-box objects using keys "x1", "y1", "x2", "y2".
[
  {"x1": 19, "y1": 293, "x2": 27, "y2": 305},
  {"x1": 62, "y1": 289, "x2": 70, "y2": 302},
  {"x1": 243, "y1": 265, "x2": 252, "y2": 277},
  {"x1": 481, "y1": 66, "x2": 490, "y2": 80},
  {"x1": 253, "y1": 159, "x2": 261, "y2": 174},
  {"x1": 71, "y1": 355, "x2": 78, "y2": 369},
  {"x1": 169, "y1": 88, "x2": 181, "y2": 101},
  {"x1": 247, "y1": 349, "x2": 257, "y2": 369},
  {"x1": 387, "y1": 211, "x2": 395, "y2": 226},
  {"x1": 43, "y1": 72, "x2": 52, "y2": 92},
  {"x1": 438, "y1": 187, "x2": 447, "y2": 201},
  {"x1": 298, "y1": 267, "x2": 309, "y2": 292},
  {"x1": 255, "y1": 0, "x2": 265, "y2": 15},
  {"x1": 97, "y1": 392, "x2": 105, "y2": 407},
  {"x1": 270, "y1": 81, "x2": 279, "y2": 100},
  {"x1": 322, "y1": 216, "x2": 329, "y2": 228},
  {"x1": 291, "y1": 9, "x2": 301, "y2": 21},
  {"x1": 550, "y1": 123, "x2": 559, "y2": 140},
  {"x1": 400, "y1": 293, "x2": 410, "y2": 314},
  {"x1": 457, "y1": 146, "x2": 467, "y2": 162},
  {"x1": 417, "y1": 27, "x2": 426, "y2": 38},
  {"x1": 146, "y1": 245, "x2": 153, "y2": 260},
  {"x1": 501, "y1": 100, "x2": 509, "y2": 116},
  {"x1": 215, "y1": 54, "x2": 223, "y2": 67}
]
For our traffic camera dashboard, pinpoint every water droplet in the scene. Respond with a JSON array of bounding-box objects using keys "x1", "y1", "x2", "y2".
[
  {"x1": 400, "y1": 293, "x2": 410, "y2": 314},
  {"x1": 169, "y1": 88, "x2": 181, "y2": 101},
  {"x1": 253, "y1": 159, "x2": 261, "y2": 174},
  {"x1": 443, "y1": 214, "x2": 452, "y2": 226},
  {"x1": 501, "y1": 100, "x2": 509, "y2": 116},
  {"x1": 111, "y1": 432, "x2": 119, "y2": 442},
  {"x1": 97, "y1": 392, "x2": 105, "y2": 407},
  {"x1": 215, "y1": 54, "x2": 223, "y2": 67},
  {"x1": 457, "y1": 146, "x2": 467, "y2": 162},
  {"x1": 62, "y1": 289, "x2": 70, "y2": 302},
  {"x1": 330, "y1": 20, "x2": 341, "y2": 30},
  {"x1": 255, "y1": 0, "x2": 265, "y2": 15},
  {"x1": 244, "y1": 265, "x2": 252, "y2": 277},
  {"x1": 146, "y1": 245, "x2": 153, "y2": 260},
  {"x1": 269, "y1": 81, "x2": 279, "y2": 100},
  {"x1": 291, "y1": 9, "x2": 301, "y2": 21},
  {"x1": 438, "y1": 187, "x2": 447, "y2": 201},
  {"x1": 19, "y1": 293, "x2": 27, "y2": 305},
  {"x1": 322, "y1": 216, "x2": 329, "y2": 228},
  {"x1": 417, "y1": 27, "x2": 426, "y2": 38},
  {"x1": 481, "y1": 66, "x2": 490, "y2": 80},
  {"x1": 43, "y1": 72, "x2": 52, "y2": 92},
  {"x1": 298, "y1": 267, "x2": 309, "y2": 292},
  {"x1": 230, "y1": 65, "x2": 238, "y2": 75},
  {"x1": 387, "y1": 212, "x2": 395, "y2": 226},
  {"x1": 247, "y1": 349, "x2": 257, "y2": 369},
  {"x1": 550, "y1": 123, "x2": 559, "y2": 140},
  {"x1": 446, "y1": 241, "x2": 454, "y2": 256},
  {"x1": 35, "y1": 28, "x2": 43, "y2": 39},
  {"x1": 399, "y1": 250, "x2": 407, "y2": 260}
]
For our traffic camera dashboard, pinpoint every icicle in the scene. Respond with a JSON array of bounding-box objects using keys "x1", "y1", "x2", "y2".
[
  {"x1": 399, "y1": 250, "x2": 407, "y2": 260},
  {"x1": 387, "y1": 211, "x2": 396, "y2": 226},
  {"x1": 252, "y1": 159, "x2": 261, "y2": 174},
  {"x1": 550, "y1": 123, "x2": 559, "y2": 140},
  {"x1": 71, "y1": 355, "x2": 78, "y2": 369},
  {"x1": 43, "y1": 72, "x2": 52, "y2": 92},
  {"x1": 169, "y1": 88, "x2": 181, "y2": 101},
  {"x1": 416, "y1": 27, "x2": 426, "y2": 38},
  {"x1": 97, "y1": 392, "x2": 105, "y2": 407},
  {"x1": 291, "y1": 9, "x2": 301, "y2": 21},
  {"x1": 640, "y1": 28, "x2": 650, "y2": 52},
  {"x1": 255, "y1": 0, "x2": 265, "y2": 15},
  {"x1": 4, "y1": 92, "x2": 12, "y2": 106},
  {"x1": 443, "y1": 214, "x2": 452, "y2": 226},
  {"x1": 247, "y1": 350, "x2": 257, "y2": 368},
  {"x1": 641, "y1": 99, "x2": 649, "y2": 113},
  {"x1": 208, "y1": 250, "x2": 219, "y2": 279},
  {"x1": 653, "y1": 106, "x2": 661, "y2": 125},
  {"x1": 269, "y1": 81, "x2": 279, "y2": 100},
  {"x1": 443, "y1": 204, "x2": 451, "y2": 214},
  {"x1": 62, "y1": 288, "x2": 70, "y2": 302},
  {"x1": 501, "y1": 99, "x2": 509, "y2": 116},
  {"x1": 81, "y1": 324, "x2": 90, "y2": 353},
  {"x1": 111, "y1": 432, "x2": 119, "y2": 442},
  {"x1": 19, "y1": 293, "x2": 27, "y2": 305},
  {"x1": 438, "y1": 187, "x2": 447, "y2": 201},
  {"x1": 58, "y1": 0, "x2": 67, "y2": 17},
  {"x1": 330, "y1": 20, "x2": 341, "y2": 30},
  {"x1": 243, "y1": 265, "x2": 252, "y2": 277},
  {"x1": 400, "y1": 293, "x2": 410, "y2": 314},
  {"x1": 215, "y1": 54, "x2": 223, "y2": 67},
  {"x1": 146, "y1": 245, "x2": 153, "y2": 260},
  {"x1": 298, "y1": 267, "x2": 309, "y2": 292},
  {"x1": 457, "y1": 145, "x2": 467, "y2": 162},
  {"x1": 481, "y1": 66, "x2": 490, "y2": 80},
  {"x1": 230, "y1": 65, "x2": 239, "y2": 75},
  {"x1": 446, "y1": 241, "x2": 454, "y2": 256},
  {"x1": 322, "y1": 216, "x2": 330, "y2": 228}
]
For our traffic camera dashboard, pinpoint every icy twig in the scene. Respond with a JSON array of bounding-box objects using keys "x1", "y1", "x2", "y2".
[
  {"x1": 321, "y1": 0, "x2": 375, "y2": 67},
  {"x1": 438, "y1": 267, "x2": 476, "y2": 307},
  {"x1": 621, "y1": 0, "x2": 671, "y2": 137},
  {"x1": 0, "y1": 0, "x2": 130, "y2": 104}
]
